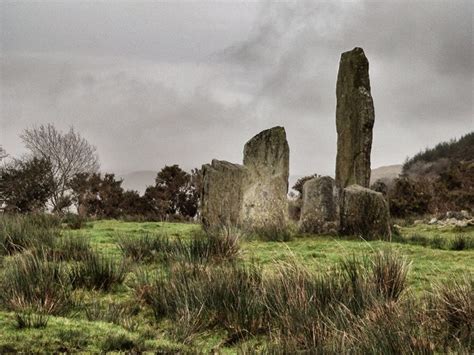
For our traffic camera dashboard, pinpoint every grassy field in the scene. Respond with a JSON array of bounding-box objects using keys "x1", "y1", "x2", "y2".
[{"x1": 0, "y1": 218, "x2": 472, "y2": 353}]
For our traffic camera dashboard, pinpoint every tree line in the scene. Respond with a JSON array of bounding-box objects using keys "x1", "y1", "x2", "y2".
[{"x1": 0, "y1": 124, "x2": 200, "y2": 220}]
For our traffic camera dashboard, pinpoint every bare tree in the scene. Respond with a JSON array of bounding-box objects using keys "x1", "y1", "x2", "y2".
[{"x1": 20, "y1": 124, "x2": 100, "y2": 210}]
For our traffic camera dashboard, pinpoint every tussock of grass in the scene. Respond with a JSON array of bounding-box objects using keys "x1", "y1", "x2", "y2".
[
  {"x1": 69, "y1": 252, "x2": 127, "y2": 291},
  {"x1": 0, "y1": 214, "x2": 59, "y2": 255},
  {"x1": 393, "y1": 232, "x2": 473, "y2": 250},
  {"x1": 0, "y1": 251, "x2": 72, "y2": 316},
  {"x1": 50, "y1": 234, "x2": 93, "y2": 261},
  {"x1": 118, "y1": 228, "x2": 240, "y2": 264}
]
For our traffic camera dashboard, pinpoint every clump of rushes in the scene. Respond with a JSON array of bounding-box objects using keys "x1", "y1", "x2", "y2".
[
  {"x1": 117, "y1": 232, "x2": 172, "y2": 262},
  {"x1": 0, "y1": 214, "x2": 58, "y2": 255},
  {"x1": 50, "y1": 234, "x2": 93, "y2": 261},
  {"x1": 118, "y1": 228, "x2": 240, "y2": 264},
  {"x1": 138, "y1": 263, "x2": 263, "y2": 343},
  {"x1": 69, "y1": 251, "x2": 127, "y2": 291},
  {"x1": 370, "y1": 249, "x2": 410, "y2": 301},
  {"x1": 184, "y1": 228, "x2": 241, "y2": 263},
  {"x1": 450, "y1": 234, "x2": 472, "y2": 251},
  {"x1": 0, "y1": 251, "x2": 72, "y2": 315},
  {"x1": 429, "y1": 277, "x2": 473, "y2": 347}
]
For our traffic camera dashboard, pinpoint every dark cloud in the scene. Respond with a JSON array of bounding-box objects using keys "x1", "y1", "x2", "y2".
[{"x1": 1, "y1": 1, "x2": 472, "y2": 178}]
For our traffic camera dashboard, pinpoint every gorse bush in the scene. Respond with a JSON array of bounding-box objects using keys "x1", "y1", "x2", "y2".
[
  {"x1": 0, "y1": 214, "x2": 59, "y2": 255},
  {"x1": 0, "y1": 251, "x2": 72, "y2": 315},
  {"x1": 69, "y1": 251, "x2": 127, "y2": 291}
]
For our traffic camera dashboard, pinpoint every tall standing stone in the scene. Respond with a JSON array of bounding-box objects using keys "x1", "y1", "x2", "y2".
[
  {"x1": 241, "y1": 126, "x2": 290, "y2": 228},
  {"x1": 201, "y1": 159, "x2": 248, "y2": 228},
  {"x1": 335, "y1": 47, "x2": 374, "y2": 189}
]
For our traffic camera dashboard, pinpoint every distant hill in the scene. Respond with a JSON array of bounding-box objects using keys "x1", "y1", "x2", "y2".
[
  {"x1": 370, "y1": 164, "x2": 402, "y2": 185},
  {"x1": 403, "y1": 131, "x2": 474, "y2": 175},
  {"x1": 119, "y1": 170, "x2": 156, "y2": 194}
]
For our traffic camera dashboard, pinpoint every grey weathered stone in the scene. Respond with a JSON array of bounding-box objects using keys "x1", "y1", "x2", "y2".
[
  {"x1": 299, "y1": 176, "x2": 338, "y2": 234},
  {"x1": 241, "y1": 126, "x2": 290, "y2": 228},
  {"x1": 335, "y1": 47, "x2": 374, "y2": 189},
  {"x1": 339, "y1": 184, "x2": 391, "y2": 239},
  {"x1": 201, "y1": 159, "x2": 248, "y2": 228}
]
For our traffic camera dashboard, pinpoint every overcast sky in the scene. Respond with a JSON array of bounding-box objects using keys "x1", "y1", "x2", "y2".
[{"x1": 1, "y1": 0, "x2": 472, "y2": 177}]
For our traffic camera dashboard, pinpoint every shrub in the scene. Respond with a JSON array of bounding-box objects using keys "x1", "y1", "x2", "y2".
[
  {"x1": 69, "y1": 252, "x2": 127, "y2": 291},
  {"x1": 0, "y1": 251, "x2": 72, "y2": 315}
]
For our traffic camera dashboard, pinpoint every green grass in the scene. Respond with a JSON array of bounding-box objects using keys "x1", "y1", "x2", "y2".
[{"x1": 0, "y1": 219, "x2": 472, "y2": 352}]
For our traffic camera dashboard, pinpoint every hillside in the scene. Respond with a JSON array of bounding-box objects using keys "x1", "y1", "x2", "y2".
[
  {"x1": 370, "y1": 164, "x2": 402, "y2": 184},
  {"x1": 403, "y1": 131, "x2": 474, "y2": 175}
]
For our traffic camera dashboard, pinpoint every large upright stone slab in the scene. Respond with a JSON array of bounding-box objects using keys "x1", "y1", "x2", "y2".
[
  {"x1": 241, "y1": 126, "x2": 290, "y2": 228},
  {"x1": 335, "y1": 47, "x2": 374, "y2": 189},
  {"x1": 339, "y1": 184, "x2": 391, "y2": 240},
  {"x1": 299, "y1": 176, "x2": 338, "y2": 234},
  {"x1": 201, "y1": 159, "x2": 248, "y2": 228}
]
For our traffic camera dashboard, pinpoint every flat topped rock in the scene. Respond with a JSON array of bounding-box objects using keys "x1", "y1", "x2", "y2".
[{"x1": 335, "y1": 47, "x2": 374, "y2": 189}]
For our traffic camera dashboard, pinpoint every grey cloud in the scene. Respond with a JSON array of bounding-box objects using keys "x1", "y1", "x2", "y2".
[{"x1": 1, "y1": 1, "x2": 472, "y2": 179}]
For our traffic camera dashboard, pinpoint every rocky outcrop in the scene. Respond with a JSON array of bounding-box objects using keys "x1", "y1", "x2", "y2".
[
  {"x1": 339, "y1": 184, "x2": 391, "y2": 239},
  {"x1": 242, "y1": 126, "x2": 290, "y2": 228},
  {"x1": 299, "y1": 176, "x2": 338, "y2": 234},
  {"x1": 335, "y1": 47, "x2": 374, "y2": 190},
  {"x1": 201, "y1": 159, "x2": 248, "y2": 228}
]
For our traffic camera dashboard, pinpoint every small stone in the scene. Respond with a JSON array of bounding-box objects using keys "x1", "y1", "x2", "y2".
[
  {"x1": 299, "y1": 176, "x2": 338, "y2": 234},
  {"x1": 428, "y1": 218, "x2": 438, "y2": 225}
]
